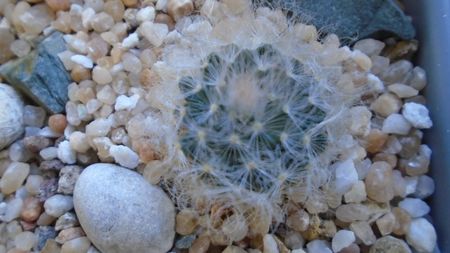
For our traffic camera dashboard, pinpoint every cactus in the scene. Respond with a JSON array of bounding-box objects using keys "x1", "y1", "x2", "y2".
[{"x1": 178, "y1": 44, "x2": 327, "y2": 194}]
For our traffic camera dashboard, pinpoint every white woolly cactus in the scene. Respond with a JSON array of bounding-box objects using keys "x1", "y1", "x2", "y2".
[{"x1": 152, "y1": 0, "x2": 375, "y2": 241}]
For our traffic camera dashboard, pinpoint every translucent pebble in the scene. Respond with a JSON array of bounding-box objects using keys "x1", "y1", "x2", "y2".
[
  {"x1": 109, "y1": 145, "x2": 139, "y2": 169},
  {"x1": 381, "y1": 60, "x2": 413, "y2": 84},
  {"x1": 91, "y1": 12, "x2": 114, "y2": 33},
  {"x1": 406, "y1": 218, "x2": 436, "y2": 253},
  {"x1": 402, "y1": 102, "x2": 432, "y2": 129},
  {"x1": 306, "y1": 240, "x2": 332, "y2": 253},
  {"x1": 398, "y1": 198, "x2": 430, "y2": 218},
  {"x1": 344, "y1": 180, "x2": 367, "y2": 203},
  {"x1": 69, "y1": 132, "x2": 90, "y2": 153},
  {"x1": 353, "y1": 38, "x2": 385, "y2": 57},
  {"x1": 375, "y1": 212, "x2": 395, "y2": 236},
  {"x1": 57, "y1": 140, "x2": 77, "y2": 164},
  {"x1": 115, "y1": 94, "x2": 140, "y2": 111},
  {"x1": 348, "y1": 106, "x2": 371, "y2": 136},
  {"x1": 407, "y1": 66, "x2": 427, "y2": 91},
  {"x1": 0, "y1": 162, "x2": 30, "y2": 195},
  {"x1": 370, "y1": 93, "x2": 402, "y2": 117},
  {"x1": 104, "y1": 0, "x2": 125, "y2": 22},
  {"x1": 139, "y1": 21, "x2": 169, "y2": 47},
  {"x1": 40, "y1": 147, "x2": 59, "y2": 160},
  {"x1": 332, "y1": 230, "x2": 355, "y2": 253},
  {"x1": 351, "y1": 50, "x2": 372, "y2": 71},
  {"x1": 44, "y1": 194, "x2": 74, "y2": 217},
  {"x1": 0, "y1": 198, "x2": 23, "y2": 222},
  {"x1": 370, "y1": 55, "x2": 390, "y2": 75},
  {"x1": 92, "y1": 66, "x2": 112, "y2": 85},
  {"x1": 9, "y1": 141, "x2": 33, "y2": 162},
  {"x1": 387, "y1": 83, "x2": 418, "y2": 98},
  {"x1": 25, "y1": 175, "x2": 44, "y2": 195},
  {"x1": 334, "y1": 159, "x2": 358, "y2": 194},
  {"x1": 155, "y1": 13, "x2": 175, "y2": 30},
  {"x1": 365, "y1": 161, "x2": 394, "y2": 203},
  {"x1": 39, "y1": 126, "x2": 63, "y2": 138},
  {"x1": 336, "y1": 204, "x2": 370, "y2": 223},
  {"x1": 85, "y1": 0, "x2": 104, "y2": 12},
  {"x1": 122, "y1": 0, "x2": 138, "y2": 7},
  {"x1": 121, "y1": 32, "x2": 139, "y2": 48},
  {"x1": 14, "y1": 231, "x2": 37, "y2": 251},
  {"x1": 61, "y1": 237, "x2": 91, "y2": 253},
  {"x1": 19, "y1": 4, "x2": 55, "y2": 36},
  {"x1": 350, "y1": 221, "x2": 376, "y2": 246},
  {"x1": 414, "y1": 175, "x2": 435, "y2": 199},
  {"x1": 136, "y1": 6, "x2": 155, "y2": 23},
  {"x1": 23, "y1": 105, "x2": 46, "y2": 127},
  {"x1": 122, "y1": 52, "x2": 142, "y2": 74},
  {"x1": 86, "y1": 118, "x2": 112, "y2": 137},
  {"x1": 156, "y1": 0, "x2": 168, "y2": 11},
  {"x1": 46, "y1": 0, "x2": 70, "y2": 11},
  {"x1": 10, "y1": 39, "x2": 31, "y2": 58},
  {"x1": 86, "y1": 99, "x2": 102, "y2": 114},
  {"x1": 70, "y1": 55, "x2": 94, "y2": 69},
  {"x1": 382, "y1": 114, "x2": 412, "y2": 135}
]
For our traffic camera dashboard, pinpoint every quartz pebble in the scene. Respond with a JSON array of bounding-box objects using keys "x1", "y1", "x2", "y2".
[
  {"x1": 109, "y1": 145, "x2": 140, "y2": 169},
  {"x1": 61, "y1": 236, "x2": 91, "y2": 253},
  {"x1": 55, "y1": 212, "x2": 79, "y2": 231},
  {"x1": 365, "y1": 161, "x2": 394, "y2": 203},
  {"x1": 23, "y1": 106, "x2": 46, "y2": 127},
  {"x1": 348, "y1": 106, "x2": 371, "y2": 136},
  {"x1": 336, "y1": 204, "x2": 370, "y2": 223},
  {"x1": 402, "y1": 102, "x2": 432, "y2": 129},
  {"x1": 0, "y1": 162, "x2": 30, "y2": 195},
  {"x1": 344, "y1": 180, "x2": 367, "y2": 203},
  {"x1": 25, "y1": 175, "x2": 44, "y2": 195},
  {"x1": 375, "y1": 212, "x2": 395, "y2": 236},
  {"x1": 40, "y1": 147, "x2": 59, "y2": 160},
  {"x1": 57, "y1": 140, "x2": 77, "y2": 164},
  {"x1": 353, "y1": 38, "x2": 385, "y2": 57},
  {"x1": 223, "y1": 245, "x2": 247, "y2": 253},
  {"x1": 176, "y1": 209, "x2": 198, "y2": 235},
  {"x1": 44, "y1": 194, "x2": 74, "y2": 217},
  {"x1": 334, "y1": 159, "x2": 358, "y2": 194},
  {"x1": 407, "y1": 66, "x2": 427, "y2": 91},
  {"x1": 0, "y1": 83, "x2": 24, "y2": 150},
  {"x1": 286, "y1": 209, "x2": 309, "y2": 232},
  {"x1": 406, "y1": 218, "x2": 436, "y2": 253},
  {"x1": 332, "y1": 230, "x2": 355, "y2": 253},
  {"x1": 20, "y1": 197, "x2": 43, "y2": 222},
  {"x1": 263, "y1": 234, "x2": 279, "y2": 253},
  {"x1": 382, "y1": 113, "x2": 411, "y2": 135},
  {"x1": 369, "y1": 236, "x2": 411, "y2": 253},
  {"x1": 350, "y1": 221, "x2": 376, "y2": 246},
  {"x1": 23, "y1": 136, "x2": 52, "y2": 153},
  {"x1": 73, "y1": 163, "x2": 175, "y2": 253},
  {"x1": 92, "y1": 66, "x2": 113, "y2": 84},
  {"x1": 115, "y1": 94, "x2": 140, "y2": 111},
  {"x1": 56, "y1": 227, "x2": 86, "y2": 244},
  {"x1": 69, "y1": 132, "x2": 90, "y2": 153},
  {"x1": 387, "y1": 83, "x2": 418, "y2": 98},
  {"x1": 189, "y1": 235, "x2": 210, "y2": 253},
  {"x1": 70, "y1": 55, "x2": 94, "y2": 69},
  {"x1": 370, "y1": 93, "x2": 402, "y2": 117},
  {"x1": 398, "y1": 198, "x2": 430, "y2": 218},
  {"x1": 0, "y1": 198, "x2": 23, "y2": 222},
  {"x1": 14, "y1": 231, "x2": 37, "y2": 251},
  {"x1": 414, "y1": 175, "x2": 435, "y2": 199},
  {"x1": 139, "y1": 22, "x2": 169, "y2": 47},
  {"x1": 306, "y1": 240, "x2": 332, "y2": 253}
]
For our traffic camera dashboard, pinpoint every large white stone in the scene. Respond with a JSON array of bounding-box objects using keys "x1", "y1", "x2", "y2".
[
  {"x1": 406, "y1": 218, "x2": 437, "y2": 253},
  {"x1": 73, "y1": 163, "x2": 175, "y2": 253},
  {"x1": 0, "y1": 83, "x2": 24, "y2": 150}
]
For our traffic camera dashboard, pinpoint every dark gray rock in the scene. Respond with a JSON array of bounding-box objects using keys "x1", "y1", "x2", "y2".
[
  {"x1": 260, "y1": 0, "x2": 415, "y2": 41},
  {"x1": 0, "y1": 32, "x2": 71, "y2": 113},
  {"x1": 175, "y1": 235, "x2": 196, "y2": 249}
]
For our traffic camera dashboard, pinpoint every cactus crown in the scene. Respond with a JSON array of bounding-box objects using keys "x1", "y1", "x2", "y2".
[{"x1": 178, "y1": 43, "x2": 327, "y2": 194}]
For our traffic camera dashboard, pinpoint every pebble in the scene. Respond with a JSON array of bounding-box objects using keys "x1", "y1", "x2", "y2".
[
  {"x1": 14, "y1": 231, "x2": 37, "y2": 251},
  {"x1": 0, "y1": 162, "x2": 30, "y2": 195},
  {"x1": 114, "y1": 94, "x2": 140, "y2": 111},
  {"x1": 176, "y1": 209, "x2": 198, "y2": 235},
  {"x1": 139, "y1": 21, "x2": 169, "y2": 47},
  {"x1": 48, "y1": 114, "x2": 68, "y2": 134},
  {"x1": 109, "y1": 145, "x2": 140, "y2": 169},
  {"x1": 9, "y1": 140, "x2": 33, "y2": 162},
  {"x1": 46, "y1": 0, "x2": 71, "y2": 11},
  {"x1": 58, "y1": 166, "x2": 82, "y2": 194},
  {"x1": 344, "y1": 180, "x2": 367, "y2": 203},
  {"x1": 0, "y1": 198, "x2": 23, "y2": 222},
  {"x1": 365, "y1": 161, "x2": 394, "y2": 203},
  {"x1": 55, "y1": 212, "x2": 79, "y2": 231},
  {"x1": 189, "y1": 235, "x2": 210, "y2": 253},
  {"x1": 23, "y1": 136, "x2": 52, "y2": 153},
  {"x1": 369, "y1": 236, "x2": 411, "y2": 253},
  {"x1": 286, "y1": 209, "x2": 309, "y2": 232},
  {"x1": 23, "y1": 105, "x2": 46, "y2": 127},
  {"x1": 349, "y1": 221, "x2": 376, "y2": 246},
  {"x1": 57, "y1": 140, "x2": 77, "y2": 164},
  {"x1": 381, "y1": 60, "x2": 413, "y2": 84},
  {"x1": 122, "y1": 32, "x2": 139, "y2": 49},
  {"x1": 70, "y1": 55, "x2": 94, "y2": 69},
  {"x1": 92, "y1": 66, "x2": 113, "y2": 85},
  {"x1": 69, "y1": 131, "x2": 90, "y2": 153},
  {"x1": 333, "y1": 159, "x2": 358, "y2": 194},
  {"x1": 398, "y1": 198, "x2": 430, "y2": 218},
  {"x1": 37, "y1": 212, "x2": 58, "y2": 226},
  {"x1": 382, "y1": 113, "x2": 412, "y2": 135},
  {"x1": 284, "y1": 230, "x2": 305, "y2": 250},
  {"x1": 336, "y1": 204, "x2": 370, "y2": 222},
  {"x1": 136, "y1": 6, "x2": 156, "y2": 23},
  {"x1": 370, "y1": 93, "x2": 402, "y2": 117},
  {"x1": 168, "y1": 0, "x2": 194, "y2": 21},
  {"x1": 36, "y1": 226, "x2": 57, "y2": 251},
  {"x1": 223, "y1": 245, "x2": 247, "y2": 253},
  {"x1": 263, "y1": 234, "x2": 279, "y2": 253},
  {"x1": 407, "y1": 66, "x2": 427, "y2": 91},
  {"x1": 405, "y1": 218, "x2": 437, "y2": 253},
  {"x1": 353, "y1": 38, "x2": 385, "y2": 57},
  {"x1": 387, "y1": 83, "x2": 418, "y2": 98},
  {"x1": 402, "y1": 102, "x2": 432, "y2": 129},
  {"x1": 25, "y1": 175, "x2": 44, "y2": 195},
  {"x1": 0, "y1": 84, "x2": 24, "y2": 150},
  {"x1": 375, "y1": 212, "x2": 395, "y2": 236},
  {"x1": 86, "y1": 118, "x2": 112, "y2": 137},
  {"x1": 40, "y1": 159, "x2": 65, "y2": 171},
  {"x1": 56, "y1": 227, "x2": 86, "y2": 244},
  {"x1": 348, "y1": 106, "x2": 372, "y2": 136},
  {"x1": 414, "y1": 175, "x2": 435, "y2": 199},
  {"x1": 332, "y1": 230, "x2": 355, "y2": 253},
  {"x1": 176, "y1": 234, "x2": 196, "y2": 249},
  {"x1": 20, "y1": 197, "x2": 43, "y2": 222},
  {"x1": 40, "y1": 147, "x2": 59, "y2": 160},
  {"x1": 44, "y1": 194, "x2": 74, "y2": 217},
  {"x1": 10, "y1": 40, "x2": 31, "y2": 58},
  {"x1": 73, "y1": 163, "x2": 175, "y2": 253},
  {"x1": 392, "y1": 207, "x2": 411, "y2": 236},
  {"x1": 306, "y1": 240, "x2": 332, "y2": 253},
  {"x1": 61, "y1": 236, "x2": 91, "y2": 253}
]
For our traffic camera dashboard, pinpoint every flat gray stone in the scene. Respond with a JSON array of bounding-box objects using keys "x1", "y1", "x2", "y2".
[
  {"x1": 0, "y1": 32, "x2": 71, "y2": 113},
  {"x1": 74, "y1": 163, "x2": 175, "y2": 253},
  {"x1": 260, "y1": 0, "x2": 415, "y2": 41}
]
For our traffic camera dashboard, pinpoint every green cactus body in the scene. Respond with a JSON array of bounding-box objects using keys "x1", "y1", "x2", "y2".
[{"x1": 178, "y1": 44, "x2": 327, "y2": 194}]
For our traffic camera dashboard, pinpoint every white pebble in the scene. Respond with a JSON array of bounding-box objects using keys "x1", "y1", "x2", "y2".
[
  {"x1": 39, "y1": 126, "x2": 63, "y2": 138},
  {"x1": 306, "y1": 240, "x2": 332, "y2": 253},
  {"x1": 414, "y1": 175, "x2": 435, "y2": 199},
  {"x1": 402, "y1": 102, "x2": 433, "y2": 129},
  {"x1": 156, "y1": 0, "x2": 168, "y2": 11},
  {"x1": 0, "y1": 162, "x2": 30, "y2": 195},
  {"x1": 387, "y1": 83, "x2": 418, "y2": 98},
  {"x1": 69, "y1": 131, "x2": 90, "y2": 153},
  {"x1": 70, "y1": 55, "x2": 94, "y2": 68},
  {"x1": 404, "y1": 176, "x2": 419, "y2": 196},
  {"x1": 398, "y1": 198, "x2": 430, "y2": 218},
  {"x1": 14, "y1": 231, "x2": 37, "y2": 251},
  {"x1": 58, "y1": 140, "x2": 77, "y2": 164},
  {"x1": 367, "y1": 73, "x2": 384, "y2": 93},
  {"x1": 109, "y1": 145, "x2": 140, "y2": 169},
  {"x1": 25, "y1": 175, "x2": 44, "y2": 195},
  {"x1": 44, "y1": 194, "x2": 74, "y2": 217},
  {"x1": 86, "y1": 118, "x2": 113, "y2": 137},
  {"x1": 382, "y1": 113, "x2": 412, "y2": 135},
  {"x1": 334, "y1": 159, "x2": 358, "y2": 194},
  {"x1": 114, "y1": 94, "x2": 140, "y2": 111},
  {"x1": 136, "y1": 6, "x2": 156, "y2": 23},
  {"x1": 332, "y1": 230, "x2": 355, "y2": 252},
  {"x1": 263, "y1": 234, "x2": 279, "y2": 253},
  {"x1": 82, "y1": 7, "x2": 96, "y2": 29},
  {"x1": 139, "y1": 21, "x2": 169, "y2": 47},
  {"x1": 0, "y1": 198, "x2": 23, "y2": 222},
  {"x1": 40, "y1": 147, "x2": 59, "y2": 160},
  {"x1": 406, "y1": 218, "x2": 437, "y2": 253},
  {"x1": 122, "y1": 32, "x2": 139, "y2": 49}
]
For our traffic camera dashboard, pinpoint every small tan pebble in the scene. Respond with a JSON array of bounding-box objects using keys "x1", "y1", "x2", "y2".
[
  {"x1": 383, "y1": 40, "x2": 418, "y2": 61},
  {"x1": 46, "y1": 0, "x2": 70, "y2": 11},
  {"x1": 0, "y1": 162, "x2": 30, "y2": 195},
  {"x1": 91, "y1": 12, "x2": 115, "y2": 33},
  {"x1": 121, "y1": 0, "x2": 138, "y2": 7},
  {"x1": 365, "y1": 161, "x2": 394, "y2": 203},
  {"x1": 176, "y1": 209, "x2": 199, "y2": 235},
  {"x1": 351, "y1": 50, "x2": 372, "y2": 71},
  {"x1": 92, "y1": 66, "x2": 113, "y2": 84},
  {"x1": 14, "y1": 231, "x2": 37, "y2": 251},
  {"x1": 263, "y1": 234, "x2": 279, "y2": 253},
  {"x1": 372, "y1": 153, "x2": 397, "y2": 168},
  {"x1": 350, "y1": 221, "x2": 376, "y2": 246},
  {"x1": 189, "y1": 235, "x2": 210, "y2": 253},
  {"x1": 363, "y1": 129, "x2": 388, "y2": 154},
  {"x1": 336, "y1": 204, "x2": 370, "y2": 223},
  {"x1": 48, "y1": 114, "x2": 68, "y2": 134},
  {"x1": 37, "y1": 212, "x2": 58, "y2": 226},
  {"x1": 380, "y1": 60, "x2": 413, "y2": 84},
  {"x1": 104, "y1": 0, "x2": 125, "y2": 21},
  {"x1": 41, "y1": 239, "x2": 61, "y2": 253},
  {"x1": 140, "y1": 68, "x2": 159, "y2": 87},
  {"x1": 69, "y1": 132, "x2": 90, "y2": 153},
  {"x1": 155, "y1": 13, "x2": 175, "y2": 30},
  {"x1": 286, "y1": 209, "x2": 309, "y2": 232},
  {"x1": 20, "y1": 197, "x2": 43, "y2": 222},
  {"x1": 23, "y1": 136, "x2": 52, "y2": 153},
  {"x1": 56, "y1": 227, "x2": 86, "y2": 244},
  {"x1": 71, "y1": 65, "x2": 92, "y2": 82},
  {"x1": 370, "y1": 93, "x2": 402, "y2": 117},
  {"x1": 61, "y1": 236, "x2": 91, "y2": 253},
  {"x1": 392, "y1": 207, "x2": 411, "y2": 236},
  {"x1": 25, "y1": 175, "x2": 44, "y2": 195},
  {"x1": 369, "y1": 236, "x2": 411, "y2": 253},
  {"x1": 222, "y1": 246, "x2": 247, "y2": 253},
  {"x1": 376, "y1": 212, "x2": 396, "y2": 236},
  {"x1": 348, "y1": 106, "x2": 372, "y2": 136},
  {"x1": 387, "y1": 83, "x2": 418, "y2": 98}
]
